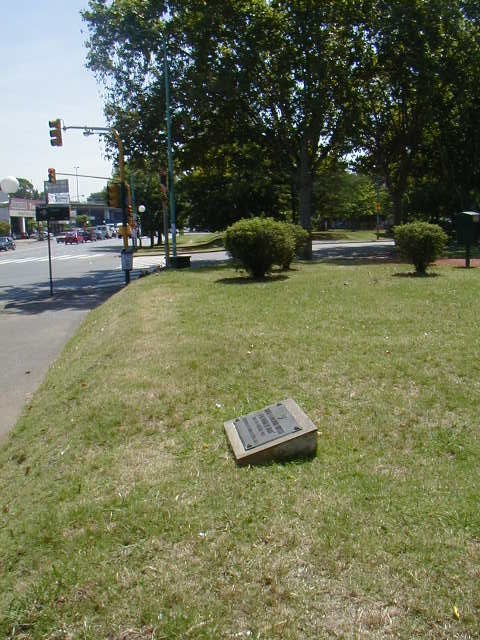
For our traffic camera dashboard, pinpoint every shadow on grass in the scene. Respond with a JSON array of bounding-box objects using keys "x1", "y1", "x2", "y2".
[
  {"x1": 216, "y1": 273, "x2": 290, "y2": 285},
  {"x1": 392, "y1": 271, "x2": 441, "y2": 278}
]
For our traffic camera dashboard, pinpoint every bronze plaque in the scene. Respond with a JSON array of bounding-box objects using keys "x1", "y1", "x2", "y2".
[{"x1": 234, "y1": 402, "x2": 300, "y2": 451}]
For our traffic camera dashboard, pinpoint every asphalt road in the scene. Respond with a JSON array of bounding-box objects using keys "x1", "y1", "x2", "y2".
[
  {"x1": 0, "y1": 237, "x2": 143, "y2": 441},
  {"x1": 0, "y1": 237, "x2": 395, "y2": 441}
]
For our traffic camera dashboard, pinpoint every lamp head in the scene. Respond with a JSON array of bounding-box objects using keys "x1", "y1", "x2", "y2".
[{"x1": 0, "y1": 176, "x2": 19, "y2": 194}]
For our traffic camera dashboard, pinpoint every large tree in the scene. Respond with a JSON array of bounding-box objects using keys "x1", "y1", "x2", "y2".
[
  {"x1": 83, "y1": 0, "x2": 480, "y2": 235},
  {"x1": 83, "y1": 0, "x2": 372, "y2": 254},
  {"x1": 358, "y1": 0, "x2": 480, "y2": 224}
]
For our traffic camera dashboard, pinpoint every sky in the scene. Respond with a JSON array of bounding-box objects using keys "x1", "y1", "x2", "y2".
[{"x1": 0, "y1": 1, "x2": 113, "y2": 200}]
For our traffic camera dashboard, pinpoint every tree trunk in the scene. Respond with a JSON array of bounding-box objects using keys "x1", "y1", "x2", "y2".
[
  {"x1": 391, "y1": 191, "x2": 403, "y2": 226},
  {"x1": 297, "y1": 143, "x2": 313, "y2": 259}
]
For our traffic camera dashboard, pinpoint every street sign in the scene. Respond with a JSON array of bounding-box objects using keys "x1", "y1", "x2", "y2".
[
  {"x1": 45, "y1": 179, "x2": 70, "y2": 205},
  {"x1": 36, "y1": 205, "x2": 71, "y2": 221}
]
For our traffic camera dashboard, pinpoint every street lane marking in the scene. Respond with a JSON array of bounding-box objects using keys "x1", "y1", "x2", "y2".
[{"x1": 0, "y1": 253, "x2": 106, "y2": 265}]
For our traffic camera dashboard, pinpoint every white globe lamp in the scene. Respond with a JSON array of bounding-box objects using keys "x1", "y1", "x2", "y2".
[{"x1": 0, "y1": 176, "x2": 19, "y2": 194}]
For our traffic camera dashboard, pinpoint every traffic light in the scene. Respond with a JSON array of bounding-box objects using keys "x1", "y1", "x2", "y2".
[
  {"x1": 107, "y1": 182, "x2": 121, "y2": 208},
  {"x1": 127, "y1": 204, "x2": 133, "y2": 227},
  {"x1": 48, "y1": 119, "x2": 63, "y2": 147},
  {"x1": 48, "y1": 168, "x2": 56, "y2": 183}
]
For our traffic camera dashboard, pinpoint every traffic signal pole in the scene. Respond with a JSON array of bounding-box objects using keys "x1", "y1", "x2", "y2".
[{"x1": 62, "y1": 125, "x2": 131, "y2": 284}]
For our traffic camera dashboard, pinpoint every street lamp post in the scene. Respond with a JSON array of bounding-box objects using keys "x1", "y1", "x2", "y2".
[
  {"x1": 163, "y1": 39, "x2": 176, "y2": 260},
  {"x1": 74, "y1": 166, "x2": 80, "y2": 202},
  {"x1": 137, "y1": 204, "x2": 145, "y2": 249}
]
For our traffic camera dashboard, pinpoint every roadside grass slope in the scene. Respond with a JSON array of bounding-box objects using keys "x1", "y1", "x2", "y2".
[{"x1": 1, "y1": 261, "x2": 479, "y2": 639}]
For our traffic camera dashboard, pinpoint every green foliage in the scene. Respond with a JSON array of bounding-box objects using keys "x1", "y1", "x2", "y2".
[
  {"x1": 82, "y1": 1, "x2": 372, "y2": 235},
  {"x1": 282, "y1": 223, "x2": 310, "y2": 269},
  {"x1": 76, "y1": 214, "x2": 90, "y2": 228},
  {"x1": 224, "y1": 217, "x2": 295, "y2": 277},
  {"x1": 87, "y1": 189, "x2": 107, "y2": 203},
  {"x1": 13, "y1": 177, "x2": 39, "y2": 200},
  {"x1": 177, "y1": 143, "x2": 291, "y2": 231},
  {"x1": 0, "y1": 220, "x2": 10, "y2": 236},
  {"x1": 394, "y1": 222, "x2": 447, "y2": 274},
  {"x1": 313, "y1": 167, "x2": 379, "y2": 225},
  {"x1": 82, "y1": 1, "x2": 480, "y2": 232}
]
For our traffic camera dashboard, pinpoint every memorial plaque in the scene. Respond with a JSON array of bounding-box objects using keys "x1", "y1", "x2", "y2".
[
  {"x1": 224, "y1": 398, "x2": 317, "y2": 466},
  {"x1": 234, "y1": 403, "x2": 300, "y2": 450}
]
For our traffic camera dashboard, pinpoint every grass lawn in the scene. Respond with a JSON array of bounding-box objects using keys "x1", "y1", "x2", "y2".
[
  {"x1": 136, "y1": 230, "x2": 390, "y2": 257},
  {"x1": 1, "y1": 260, "x2": 479, "y2": 639},
  {"x1": 311, "y1": 230, "x2": 388, "y2": 242},
  {"x1": 137, "y1": 233, "x2": 225, "y2": 256}
]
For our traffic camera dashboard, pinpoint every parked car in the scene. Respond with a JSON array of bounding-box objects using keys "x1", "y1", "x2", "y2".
[
  {"x1": 81, "y1": 228, "x2": 97, "y2": 242},
  {"x1": 95, "y1": 225, "x2": 112, "y2": 239},
  {"x1": 56, "y1": 234, "x2": 66, "y2": 243},
  {"x1": 65, "y1": 230, "x2": 85, "y2": 244},
  {"x1": 6, "y1": 236, "x2": 16, "y2": 250},
  {"x1": 0, "y1": 237, "x2": 10, "y2": 251}
]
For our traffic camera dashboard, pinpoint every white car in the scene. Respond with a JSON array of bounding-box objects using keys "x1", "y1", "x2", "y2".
[{"x1": 95, "y1": 225, "x2": 112, "y2": 239}]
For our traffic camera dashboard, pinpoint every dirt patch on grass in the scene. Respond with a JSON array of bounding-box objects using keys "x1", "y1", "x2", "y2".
[{"x1": 434, "y1": 258, "x2": 480, "y2": 267}]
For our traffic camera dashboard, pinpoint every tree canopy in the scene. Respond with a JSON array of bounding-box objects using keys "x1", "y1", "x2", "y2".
[
  {"x1": 13, "y1": 178, "x2": 40, "y2": 200},
  {"x1": 82, "y1": 0, "x2": 480, "y2": 234}
]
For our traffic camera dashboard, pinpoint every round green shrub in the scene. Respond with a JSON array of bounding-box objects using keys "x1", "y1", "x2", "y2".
[
  {"x1": 281, "y1": 223, "x2": 310, "y2": 269},
  {"x1": 394, "y1": 222, "x2": 447, "y2": 274},
  {"x1": 224, "y1": 217, "x2": 295, "y2": 278}
]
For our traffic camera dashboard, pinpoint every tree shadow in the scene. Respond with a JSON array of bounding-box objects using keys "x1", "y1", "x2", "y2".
[
  {"x1": 216, "y1": 273, "x2": 290, "y2": 285},
  {"x1": 87, "y1": 242, "x2": 126, "y2": 254},
  {"x1": 0, "y1": 269, "x2": 126, "y2": 316},
  {"x1": 392, "y1": 271, "x2": 441, "y2": 278}
]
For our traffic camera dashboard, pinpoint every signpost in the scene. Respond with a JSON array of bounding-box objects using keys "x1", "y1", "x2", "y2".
[{"x1": 35, "y1": 204, "x2": 72, "y2": 296}]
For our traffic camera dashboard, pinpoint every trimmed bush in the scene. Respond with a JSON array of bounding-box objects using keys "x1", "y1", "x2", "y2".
[
  {"x1": 281, "y1": 223, "x2": 310, "y2": 269},
  {"x1": 0, "y1": 220, "x2": 10, "y2": 236},
  {"x1": 224, "y1": 217, "x2": 295, "y2": 278},
  {"x1": 394, "y1": 222, "x2": 447, "y2": 274}
]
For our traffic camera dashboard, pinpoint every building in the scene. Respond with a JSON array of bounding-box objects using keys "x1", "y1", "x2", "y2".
[
  {"x1": 8, "y1": 198, "x2": 42, "y2": 235},
  {"x1": 3, "y1": 198, "x2": 123, "y2": 236}
]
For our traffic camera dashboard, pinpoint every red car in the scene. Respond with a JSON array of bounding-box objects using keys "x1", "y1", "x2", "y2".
[{"x1": 65, "y1": 230, "x2": 85, "y2": 244}]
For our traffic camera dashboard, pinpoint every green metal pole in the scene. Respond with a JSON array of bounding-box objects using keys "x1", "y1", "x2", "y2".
[
  {"x1": 163, "y1": 39, "x2": 176, "y2": 259},
  {"x1": 129, "y1": 174, "x2": 140, "y2": 248}
]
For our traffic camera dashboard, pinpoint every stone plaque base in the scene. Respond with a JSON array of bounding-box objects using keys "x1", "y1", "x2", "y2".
[{"x1": 224, "y1": 398, "x2": 317, "y2": 466}]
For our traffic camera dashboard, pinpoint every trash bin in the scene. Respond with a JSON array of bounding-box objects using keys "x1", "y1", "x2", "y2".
[
  {"x1": 455, "y1": 211, "x2": 480, "y2": 268},
  {"x1": 456, "y1": 211, "x2": 480, "y2": 245}
]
